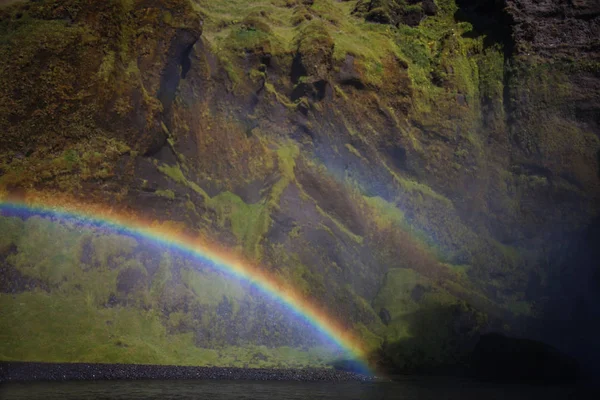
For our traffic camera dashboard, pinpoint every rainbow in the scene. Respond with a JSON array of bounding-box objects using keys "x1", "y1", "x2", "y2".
[{"x1": 0, "y1": 196, "x2": 371, "y2": 374}]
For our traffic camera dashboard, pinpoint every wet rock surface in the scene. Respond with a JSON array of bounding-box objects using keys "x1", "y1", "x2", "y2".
[{"x1": 0, "y1": 362, "x2": 374, "y2": 383}]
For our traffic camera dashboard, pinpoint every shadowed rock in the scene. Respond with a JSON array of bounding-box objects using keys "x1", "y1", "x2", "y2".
[{"x1": 471, "y1": 333, "x2": 580, "y2": 383}]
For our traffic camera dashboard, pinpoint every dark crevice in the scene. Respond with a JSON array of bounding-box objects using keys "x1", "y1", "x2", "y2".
[
  {"x1": 339, "y1": 78, "x2": 365, "y2": 90},
  {"x1": 513, "y1": 163, "x2": 553, "y2": 180},
  {"x1": 454, "y1": 0, "x2": 515, "y2": 56},
  {"x1": 385, "y1": 145, "x2": 409, "y2": 172},
  {"x1": 290, "y1": 53, "x2": 307, "y2": 85},
  {"x1": 158, "y1": 31, "x2": 199, "y2": 112},
  {"x1": 180, "y1": 44, "x2": 193, "y2": 79},
  {"x1": 313, "y1": 79, "x2": 328, "y2": 101}
]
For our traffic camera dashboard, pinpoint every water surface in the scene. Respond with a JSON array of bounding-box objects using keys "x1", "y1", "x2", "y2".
[{"x1": 0, "y1": 377, "x2": 588, "y2": 400}]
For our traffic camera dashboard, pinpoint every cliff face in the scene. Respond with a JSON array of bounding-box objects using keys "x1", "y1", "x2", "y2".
[
  {"x1": 502, "y1": 0, "x2": 600, "y2": 375},
  {"x1": 0, "y1": 0, "x2": 598, "y2": 372}
]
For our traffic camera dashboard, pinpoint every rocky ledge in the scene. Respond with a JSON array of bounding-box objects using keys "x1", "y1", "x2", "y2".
[{"x1": 0, "y1": 362, "x2": 374, "y2": 383}]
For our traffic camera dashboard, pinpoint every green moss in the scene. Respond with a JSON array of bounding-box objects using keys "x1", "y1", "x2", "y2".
[
  {"x1": 90, "y1": 234, "x2": 137, "y2": 270},
  {"x1": 158, "y1": 164, "x2": 187, "y2": 185},
  {"x1": 207, "y1": 191, "x2": 270, "y2": 258},
  {"x1": 7, "y1": 216, "x2": 83, "y2": 286},
  {"x1": 0, "y1": 290, "x2": 340, "y2": 367},
  {"x1": 315, "y1": 204, "x2": 364, "y2": 244},
  {"x1": 185, "y1": 200, "x2": 197, "y2": 212},
  {"x1": 98, "y1": 50, "x2": 117, "y2": 82},
  {"x1": 478, "y1": 45, "x2": 505, "y2": 102},
  {"x1": 0, "y1": 137, "x2": 130, "y2": 192},
  {"x1": 373, "y1": 268, "x2": 428, "y2": 323},
  {"x1": 268, "y1": 143, "x2": 299, "y2": 209},
  {"x1": 227, "y1": 24, "x2": 278, "y2": 56},
  {"x1": 353, "y1": 322, "x2": 384, "y2": 352},
  {"x1": 221, "y1": 56, "x2": 243, "y2": 90},
  {"x1": 149, "y1": 252, "x2": 172, "y2": 297},
  {"x1": 155, "y1": 146, "x2": 298, "y2": 260},
  {"x1": 363, "y1": 195, "x2": 405, "y2": 229},
  {"x1": 270, "y1": 245, "x2": 325, "y2": 297},
  {"x1": 155, "y1": 189, "x2": 176, "y2": 200},
  {"x1": 181, "y1": 268, "x2": 245, "y2": 306},
  {"x1": 264, "y1": 82, "x2": 298, "y2": 109},
  {"x1": 158, "y1": 163, "x2": 209, "y2": 199},
  {"x1": 0, "y1": 213, "x2": 349, "y2": 368}
]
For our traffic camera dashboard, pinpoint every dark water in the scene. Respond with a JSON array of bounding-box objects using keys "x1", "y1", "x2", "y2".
[{"x1": 0, "y1": 378, "x2": 592, "y2": 400}]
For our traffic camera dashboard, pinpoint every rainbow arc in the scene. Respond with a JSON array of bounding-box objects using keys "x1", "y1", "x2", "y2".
[{"x1": 0, "y1": 197, "x2": 371, "y2": 374}]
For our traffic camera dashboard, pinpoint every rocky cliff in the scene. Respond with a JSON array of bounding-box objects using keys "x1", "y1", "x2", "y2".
[{"x1": 0, "y1": 0, "x2": 598, "y2": 374}]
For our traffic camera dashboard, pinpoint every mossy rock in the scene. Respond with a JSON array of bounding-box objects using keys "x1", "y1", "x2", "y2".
[
  {"x1": 0, "y1": 0, "x2": 201, "y2": 157},
  {"x1": 354, "y1": 0, "x2": 435, "y2": 27},
  {"x1": 293, "y1": 19, "x2": 334, "y2": 80}
]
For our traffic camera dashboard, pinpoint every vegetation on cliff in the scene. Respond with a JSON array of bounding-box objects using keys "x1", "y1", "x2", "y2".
[{"x1": 0, "y1": 0, "x2": 598, "y2": 372}]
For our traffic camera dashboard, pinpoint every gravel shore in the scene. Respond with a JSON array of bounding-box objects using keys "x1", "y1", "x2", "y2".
[{"x1": 0, "y1": 362, "x2": 374, "y2": 383}]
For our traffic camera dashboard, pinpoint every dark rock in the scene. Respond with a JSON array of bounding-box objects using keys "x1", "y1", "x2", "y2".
[
  {"x1": 291, "y1": 78, "x2": 330, "y2": 102},
  {"x1": 0, "y1": 262, "x2": 49, "y2": 294},
  {"x1": 410, "y1": 284, "x2": 427, "y2": 301},
  {"x1": 378, "y1": 307, "x2": 392, "y2": 325},
  {"x1": 366, "y1": 7, "x2": 392, "y2": 24},
  {"x1": 338, "y1": 54, "x2": 365, "y2": 89},
  {"x1": 295, "y1": 160, "x2": 366, "y2": 237},
  {"x1": 455, "y1": 0, "x2": 515, "y2": 50},
  {"x1": 374, "y1": 301, "x2": 490, "y2": 375},
  {"x1": 471, "y1": 333, "x2": 580, "y2": 383},
  {"x1": 385, "y1": 144, "x2": 410, "y2": 172},
  {"x1": 153, "y1": 144, "x2": 179, "y2": 165},
  {"x1": 232, "y1": 179, "x2": 265, "y2": 204},
  {"x1": 116, "y1": 267, "x2": 147, "y2": 295},
  {"x1": 400, "y1": 6, "x2": 424, "y2": 27},
  {"x1": 505, "y1": 0, "x2": 599, "y2": 57},
  {"x1": 422, "y1": 0, "x2": 437, "y2": 16},
  {"x1": 291, "y1": 20, "x2": 334, "y2": 84}
]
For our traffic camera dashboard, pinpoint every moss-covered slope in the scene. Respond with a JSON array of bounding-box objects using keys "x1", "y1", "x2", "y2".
[{"x1": 1, "y1": 0, "x2": 599, "y2": 372}]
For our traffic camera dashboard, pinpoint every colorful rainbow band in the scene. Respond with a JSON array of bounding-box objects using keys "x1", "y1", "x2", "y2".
[{"x1": 0, "y1": 198, "x2": 371, "y2": 374}]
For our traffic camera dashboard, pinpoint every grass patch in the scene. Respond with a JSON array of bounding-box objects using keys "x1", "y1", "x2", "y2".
[
  {"x1": 208, "y1": 191, "x2": 271, "y2": 259},
  {"x1": 0, "y1": 213, "x2": 353, "y2": 367},
  {"x1": 0, "y1": 290, "x2": 344, "y2": 367}
]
